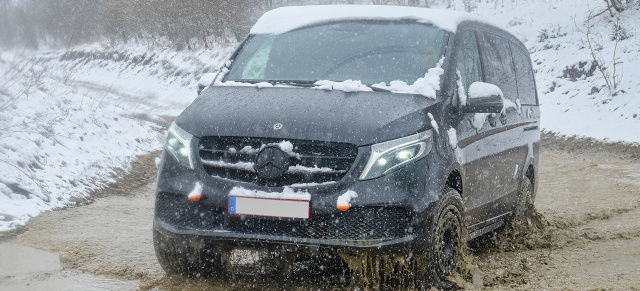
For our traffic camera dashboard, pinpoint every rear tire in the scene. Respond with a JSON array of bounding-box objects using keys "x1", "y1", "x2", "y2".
[
  {"x1": 514, "y1": 177, "x2": 534, "y2": 225},
  {"x1": 153, "y1": 227, "x2": 228, "y2": 278}
]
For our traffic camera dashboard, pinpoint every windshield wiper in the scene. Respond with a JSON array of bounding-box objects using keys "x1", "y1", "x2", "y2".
[
  {"x1": 267, "y1": 80, "x2": 317, "y2": 87},
  {"x1": 369, "y1": 84, "x2": 394, "y2": 92},
  {"x1": 226, "y1": 79, "x2": 318, "y2": 87}
]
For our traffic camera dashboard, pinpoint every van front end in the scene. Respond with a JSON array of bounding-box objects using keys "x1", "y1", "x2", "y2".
[{"x1": 153, "y1": 123, "x2": 443, "y2": 257}]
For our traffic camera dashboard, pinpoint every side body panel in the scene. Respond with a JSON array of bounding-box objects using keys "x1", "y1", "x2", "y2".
[{"x1": 444, "y1": 22, "x2": 541, "y2": 234}]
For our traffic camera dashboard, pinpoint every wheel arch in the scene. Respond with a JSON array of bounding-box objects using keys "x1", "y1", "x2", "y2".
[{"x1": 444, "y1": 163, "x2": 463, "y2": 197}]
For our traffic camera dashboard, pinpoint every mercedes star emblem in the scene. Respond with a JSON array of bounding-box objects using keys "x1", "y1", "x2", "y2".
[
  {"x1": 273, "y1": 123, "x2": 283, "y2": 130},
  {"x1": 254, "y1": 146, "x2": 288, "y2": 179}
]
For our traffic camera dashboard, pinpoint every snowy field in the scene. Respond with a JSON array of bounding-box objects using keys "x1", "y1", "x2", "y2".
[{"x1": 1, "y1": 0, "x2": 640, "y2": 231}]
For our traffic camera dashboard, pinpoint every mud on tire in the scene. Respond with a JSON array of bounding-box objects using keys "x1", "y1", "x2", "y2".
[
  {"x1": 153, "y1": 227, "x2": 228, "y2": 278},
  {"x1": 514, "y1": 176, "x2": 534, "y2": 225},
  {"x1": 426, "y1": 187, "x2": 468, "y2": 289}
]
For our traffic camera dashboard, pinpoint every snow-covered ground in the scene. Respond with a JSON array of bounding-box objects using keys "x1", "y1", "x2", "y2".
[{"x1": 2, "y1": 0, "x2": 640, "y2": 231}]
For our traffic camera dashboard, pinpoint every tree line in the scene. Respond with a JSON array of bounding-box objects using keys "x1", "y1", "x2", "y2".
[
  {"x1": 1, "y1": 0, "x2": 603, "y2": 50},
  {"x1": 1, "y1": 0, "x2": 260, "y2": 49}
]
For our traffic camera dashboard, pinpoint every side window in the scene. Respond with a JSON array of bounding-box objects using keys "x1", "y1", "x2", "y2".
[
  {"x1": 479, "y1": 32, "x2": 518, "y2": 102},
  {"x1": 511, "y1": 44, "x2": 537, "y2": 105},
  {"x1": 455, "y1": 31, "x2": 482, "y2": 92},
  {"x1": 453, "y1": 30, "x2": 482, "y2": 106}
]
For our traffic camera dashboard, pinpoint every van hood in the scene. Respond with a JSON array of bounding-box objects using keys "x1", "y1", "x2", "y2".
[{"x1": 176, "y1": 86, "x2": 439, "y2": 146}]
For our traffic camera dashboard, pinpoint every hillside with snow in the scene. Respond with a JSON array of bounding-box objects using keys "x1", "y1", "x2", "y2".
[
  {"x1": 475, "y1": 0, "x2": 640, "y2": 142},
  {"x1": 1, "y1": 0, "x2": 639, "y2": 231},
  {"x1": 0, "y1": 44, "x2": 235, "y2": 231}
]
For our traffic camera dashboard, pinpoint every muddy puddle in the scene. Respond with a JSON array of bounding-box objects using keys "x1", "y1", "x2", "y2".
[
  {"x1": 0, "y1": 239, "x2": 139, "y2": 291},
  {"x1": 3, "y1": 137, "x2": 640, "y2": 290}
]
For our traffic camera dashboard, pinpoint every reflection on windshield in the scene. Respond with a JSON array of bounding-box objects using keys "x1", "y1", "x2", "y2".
[{"x1": 226, "y1": 21, "x2": 445, "y2": 85}]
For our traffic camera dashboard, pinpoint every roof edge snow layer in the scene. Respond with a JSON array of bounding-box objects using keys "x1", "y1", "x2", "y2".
[{"x1": 250, "y1": 5, "x2": 486, "y2": 35}]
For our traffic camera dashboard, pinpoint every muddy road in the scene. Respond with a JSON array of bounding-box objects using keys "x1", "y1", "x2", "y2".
[{"x1": 2, "y1": 134, "x2": 640, "y2": 290}]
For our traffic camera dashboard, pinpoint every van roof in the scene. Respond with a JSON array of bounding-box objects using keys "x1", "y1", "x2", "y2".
[{"x1": 250, "y1": 5, "x2": 487, "y2": 35}]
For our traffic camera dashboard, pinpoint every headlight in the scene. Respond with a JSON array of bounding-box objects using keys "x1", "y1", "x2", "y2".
[
  {"x1": 359, "y1": 130, "x2": 433, "y2": 180},
  {"x1": 165, "y1": 122, "x2": 194, "y2": 169}
]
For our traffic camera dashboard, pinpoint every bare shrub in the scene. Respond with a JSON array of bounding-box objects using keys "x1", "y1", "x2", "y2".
[{"x1": 575, "y1": 12, "x2": 623, "y2": 96}]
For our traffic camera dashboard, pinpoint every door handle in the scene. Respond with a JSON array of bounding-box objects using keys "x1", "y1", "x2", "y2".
[{"x1": 488, "y1": 114, "x2": 498, "y2": 127}]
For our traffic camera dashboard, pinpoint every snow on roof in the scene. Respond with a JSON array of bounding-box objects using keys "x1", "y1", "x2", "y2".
[{"x1": 250, "y1": 5, "x2": 483, "y2": 35}]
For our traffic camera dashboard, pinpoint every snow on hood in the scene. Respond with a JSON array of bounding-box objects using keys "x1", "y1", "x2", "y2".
[
  {"x1": 314, "y1": 80, "x2": 372, "y2": 92},
  {"x1": 250, "y1": 5, "x2": 483, "y2": 35}
]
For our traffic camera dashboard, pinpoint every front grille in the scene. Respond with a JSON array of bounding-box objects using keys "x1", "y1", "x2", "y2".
[
  {"x1": 198, "y1": 137, "x2": 358, "y2": 186},
  {"x1": 227, "y1": 207, "x2": 413, "y2": 240}
]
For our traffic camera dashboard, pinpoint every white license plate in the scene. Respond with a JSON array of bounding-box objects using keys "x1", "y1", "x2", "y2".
[{"x1": 228, "y1": 196, "x2": 309, "y2": 219}]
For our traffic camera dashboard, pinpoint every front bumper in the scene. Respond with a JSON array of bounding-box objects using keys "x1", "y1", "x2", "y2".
[
  {"x1": 154, "y1": 218, "x2": 417, "y2": 255},
  {"x1": 154, "y1": 148, "x2": 437, "y2": 255}
]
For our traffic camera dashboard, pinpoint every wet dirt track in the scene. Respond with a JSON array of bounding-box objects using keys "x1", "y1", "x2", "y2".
[{"x1": 3, "y1": 134, "x2": 640, "y2": 290}]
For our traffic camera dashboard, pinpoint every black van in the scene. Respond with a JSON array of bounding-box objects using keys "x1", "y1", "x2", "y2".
[{"x1": 153, "y1": 5, "x2": 540, "y2": 285}]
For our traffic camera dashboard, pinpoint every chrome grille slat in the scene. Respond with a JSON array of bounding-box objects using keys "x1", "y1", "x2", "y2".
[{"x1": 198, "y1": 137, "x2": 357, "y2": 186}]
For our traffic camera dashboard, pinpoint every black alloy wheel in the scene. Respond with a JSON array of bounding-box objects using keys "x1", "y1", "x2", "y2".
[
  {"x1": 435, "y1": 205, "x2": 462, "y2": 277},
  {"x1": 427, "y1": 188, "x2": 466, "y2": 288}
]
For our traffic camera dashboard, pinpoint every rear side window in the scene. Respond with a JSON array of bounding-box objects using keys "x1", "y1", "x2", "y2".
[
  {"x1": 479, "y1": 32, "x2": 518, "y2": 102},
  {"x1": 511, "y1": 45, "x2": 537, "y2": 105}
]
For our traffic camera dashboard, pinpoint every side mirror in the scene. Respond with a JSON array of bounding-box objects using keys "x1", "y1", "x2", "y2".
[
  {"x1": 462, "y1": 82, "x2": 504, "y2": 113},
  {"x1": 197, "y1": 73, "x2": 217, "y2": 95}
]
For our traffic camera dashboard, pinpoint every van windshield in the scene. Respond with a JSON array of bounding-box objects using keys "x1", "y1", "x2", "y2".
[{"x1": 225, "y1": 21, "x2": 446, "y2": 85}]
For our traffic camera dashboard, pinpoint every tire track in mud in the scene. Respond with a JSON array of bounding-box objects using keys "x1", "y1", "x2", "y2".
[
  {"x1": 9, "y1": 136, "x2": 640, "y2": 290},
  {"x1": 471, "y1": 136, "x2": 640, "y2": 290}
]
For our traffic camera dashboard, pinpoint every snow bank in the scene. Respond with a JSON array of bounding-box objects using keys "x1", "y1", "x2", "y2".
[
  {"x1": 251, "y1": 5, "x2": 485, "y2": 35},
  {"x1": 0, "y1": 42, "x2": 235, "y2": 231},
  {"x1": 0, "y1": 52, "x2": 166, "y2": 231},
  {"x1": 229, "y1": 186, "x2": 311, "y2": 201}
]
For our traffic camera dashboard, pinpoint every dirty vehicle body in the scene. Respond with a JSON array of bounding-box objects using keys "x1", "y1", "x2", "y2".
[{"x1": 153, "y1": 5, "x2": 540, "y2": 283}]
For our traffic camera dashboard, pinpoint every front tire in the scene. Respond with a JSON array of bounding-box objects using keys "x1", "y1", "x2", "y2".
[
  {"x1": 427, "y1": 188, "x2": 467, "y2": 288},
  {"x1": 153, "y1": 227, "x2": 228, "y2": 278}
]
